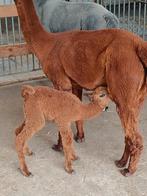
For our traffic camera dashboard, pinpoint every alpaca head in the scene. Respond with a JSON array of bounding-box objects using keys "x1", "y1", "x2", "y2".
[
  {"x1": 92, "y1": 87, "x2": 110, "y2": 108},
  {"x1": 85, "y1": 87, "x2": 110, "y2": 109}
]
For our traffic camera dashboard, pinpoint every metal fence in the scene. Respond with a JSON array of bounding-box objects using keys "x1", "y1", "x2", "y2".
[
  {"x1": 0, "y1": 0, "x2": 147, "y2": 77},
  {"x1": 0, "y1": 0, "x2": 40, "y2": 77}
]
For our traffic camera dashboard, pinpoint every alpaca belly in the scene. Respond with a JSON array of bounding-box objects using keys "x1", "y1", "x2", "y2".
[{"x1": 60, "y1": 40, "x2": 107, "y2": 90}]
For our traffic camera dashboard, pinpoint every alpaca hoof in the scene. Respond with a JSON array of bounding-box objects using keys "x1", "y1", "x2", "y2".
[
  {"x1": 74, "y1": 135, "x2": 85, "y2": 143},
  {"x1": 65, "y1": 168, "x2": 75, "y2": 174},
  {"x1": 120, "y1": 168, "x2": 132, "y2": 177},
  {"x1": 18, "y1": 168, "x2": 33, "y2": 177},
  {"x1": 26, "y1": 151, "x2": 34, "y2": 156},
  {"x1": 115, "y1": 160, "x2": 126, "y2": 168},
  {"x1": 52, "y1": 144, "x2": 63, "y2": 152},
  {"x1": 72, "y1": 155, "x2": 79, "y2": 161}
]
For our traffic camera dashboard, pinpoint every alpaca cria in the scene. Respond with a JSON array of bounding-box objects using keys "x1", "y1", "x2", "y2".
[
  {"x1": 14, "y1": 0, "x2": 147, "y2": 176},
  {"x1": 15, "y1": 85, "x2": 109, "y2": 176}
]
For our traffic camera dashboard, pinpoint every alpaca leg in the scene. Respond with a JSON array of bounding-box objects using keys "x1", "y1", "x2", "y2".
[
  {"x1": 15, "y1": 122, "x2": 33, "y2": 156},
  {"x1": 115, "y1": 137, "x2": 130, "y2": 168},
  {"x1": 106, "y1": 58, "x2": 146, "y2": 176},
  {"x1": 16, "y1": 119, "x2": 45, "y2": 176},
  {"x1": 115, "y1": 105, "x2": 143, "y2": 176},
  {"x1": 72, "y1": 86, "x2": 85, "y2": 143},
  {"x1": 52, "y1": 79, "x2": 72, "y2": 151},
  {"x1": 23, "y1": 144, "x2": 33, "y2": 156},
  {"x1": 15, "y1": 121, "x2": 25, "y2": 136},
  {"x1": 115, "y1": 107, "x2": 130, "y2": 168},
  {"x1": 52, "y1": 133, "x2": 63, "y2": 152},
  {"x1": 58, "y1": 124, "x2": 77, "y2": 173}
]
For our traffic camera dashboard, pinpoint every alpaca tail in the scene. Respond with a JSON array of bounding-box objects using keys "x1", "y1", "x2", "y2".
[
  {"x1": 21, "y1": 85, "x2": 35, "y2": 98},
  {"x1": 104, "y1": 12, "x2": 119, "y2": 28},
  {"x1": 137, "y1": 41, "x2": 147, "y2": 89}
]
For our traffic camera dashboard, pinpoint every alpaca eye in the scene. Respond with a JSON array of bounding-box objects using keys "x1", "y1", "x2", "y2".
[{"x1": 99, "y1": 94, "x2": 106, "y2": 98}]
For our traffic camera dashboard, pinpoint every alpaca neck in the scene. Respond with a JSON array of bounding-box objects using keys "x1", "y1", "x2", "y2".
[
  {"x1": 80, "y1": 101, "x2": 103, "y2": 120},
  {"x1": 14, "y1": 0, "x2": 53, "y2": 59}
]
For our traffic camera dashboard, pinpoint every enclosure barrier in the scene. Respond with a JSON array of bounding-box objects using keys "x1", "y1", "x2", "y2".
[{"x1": 0, "y1": 0, "x2": 147, "y2": 78}]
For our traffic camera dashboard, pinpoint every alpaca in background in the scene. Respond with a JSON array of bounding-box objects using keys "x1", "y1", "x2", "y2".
[
  {"x1": 15, "y1": 86, "x2": 109, "y2": 176},
  {"x1": 34, "y1": 0, "x2": 119, "y2": 33}
]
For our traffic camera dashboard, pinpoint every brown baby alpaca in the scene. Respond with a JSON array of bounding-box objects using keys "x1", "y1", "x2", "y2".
[
  {"x1": 15, "y1": 85, "x2": 109, "y2": 177},
  {"x1": 14, "y1": 0, "x2": 147, "y2": 176}
]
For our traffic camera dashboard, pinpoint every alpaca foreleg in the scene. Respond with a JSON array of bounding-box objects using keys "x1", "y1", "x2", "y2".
[
  {"x1": 58, "y1": 124, "x2": 77, "y2": 173},
  {"x1": 72, "y1": 86, "x2": 85, "y2": 143},
  {"x1": 52, "y1": 77, "x2": 72, "y2": 151}
]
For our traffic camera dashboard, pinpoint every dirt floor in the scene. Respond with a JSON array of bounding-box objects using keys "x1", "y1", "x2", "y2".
[{"x1": 0, "y1": 79, "x2": 147, "y2": 196}]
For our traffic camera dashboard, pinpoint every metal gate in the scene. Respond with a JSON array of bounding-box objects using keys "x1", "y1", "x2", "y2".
[{"x1": 0, "y1": 0, "x2": 147, "y2": 77}]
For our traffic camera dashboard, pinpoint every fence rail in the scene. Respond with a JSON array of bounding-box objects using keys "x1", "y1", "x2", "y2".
[{"x1": 0, "y1": 0, "x2": 147, "y2": 77}]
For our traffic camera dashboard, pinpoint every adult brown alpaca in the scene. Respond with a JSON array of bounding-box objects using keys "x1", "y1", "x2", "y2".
[
  {"x1": 15, "y1": 85, "x2": 109, "y2": 176},
  {"x1": 14, "y1": 0, "x2": 147, "y2": 176}
]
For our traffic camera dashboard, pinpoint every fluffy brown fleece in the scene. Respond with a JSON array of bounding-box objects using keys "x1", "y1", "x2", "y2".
[{"x1": 15, "y1": 85, "x2": 109, "y2": 176}]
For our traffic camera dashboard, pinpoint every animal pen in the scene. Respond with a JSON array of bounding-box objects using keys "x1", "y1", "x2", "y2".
[{"x1": 0, "y1": 0, "x2": 147, "y2": 78}]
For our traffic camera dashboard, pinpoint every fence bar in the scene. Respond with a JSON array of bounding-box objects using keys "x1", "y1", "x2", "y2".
[
  {"x1": 143, "y1": 2, "x2": 147, "y2": 39},
  {"x1": 127, "y1": 1, "x2": 130, "y2": 30}
]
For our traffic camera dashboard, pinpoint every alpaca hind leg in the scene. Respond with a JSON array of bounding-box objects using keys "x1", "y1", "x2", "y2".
[
  {"x1": 23, "y1": 144, "x2": 33, "y2": 156},
  {"x1": 15, "y1": 121, "x2": 25, "y2": 136},
  {"x1": 115, "y1": 107, "x2": 130, "y2": 168},
  {"x1": 15, "y1": 122, "x2": 33, "y2": 156},
  {"x1": 116, "y1": 105, "x2": 143, "y2": 176},
  {"x1": 15, "y1": 119, "x2": 45, "y2": 176},
  {"x1": 115, "y1": 137, "x2": 130, "y2": 168}
]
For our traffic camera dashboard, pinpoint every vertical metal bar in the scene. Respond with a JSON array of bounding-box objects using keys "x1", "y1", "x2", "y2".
[
  {"x1": 138, "y1": 2, "x2": 141, "y2": 35},
  {"x1": 113, "y1": 0, "x2": 116, "y2": 15},
  {"x1": 18, "y1": 17, "x2": 22, "y2": 43},
  {"x1": 143, "y1": 2, "x2": 147, "y2": 39},
  {"x1": 133, "y1": 1, "x2": 136, "y2": 33},
  {"x1": 127, "y1": 1, "x2": 130, "y2": 30},
  {"x1": 19, "y1": 55, "x2": 23, "y2": 72},
  {"x1": 11, "y1": 17, "x2": 16, "y2": 43},
  {"x1": 118, "y1": 0, "x2": 120, "y2": 20},
  {"x1": 11, "y1": 16, "x2": 17, "y2": 71},
  {"x1": 8, "y1": 57, "x2": 11, "y2": 74},
  {"x1": 123, "y1": 0, "x2": 126, "y2": 21},
  {"x1": 26, "y1": 54, "x2": 29, "y2": 71},
  {"x1": 5, "y1": 17, "x2": 9, "y2": 44},
  {"x1": 109, "y1": 0, "x2": 112, "y2": 12},
  {"x1": 0, "y1": 18, "x2": 4, "y2": 45},
  {"x1": 0, "y1": 18, "x2": 5, "y2": 73},
  {"x1": 32, "y1": 54, "x2": 35, "y2": 70}
]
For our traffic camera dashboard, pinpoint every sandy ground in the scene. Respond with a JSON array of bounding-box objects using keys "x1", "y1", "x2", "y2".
[{"x1": 0, "y1": 79, "x2": 147, "y2": 196}]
